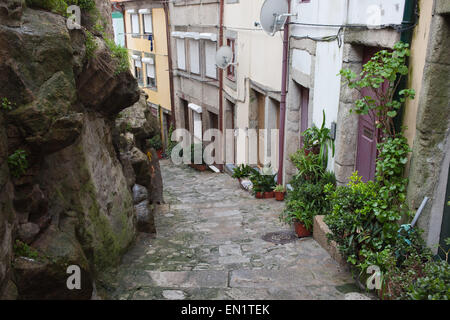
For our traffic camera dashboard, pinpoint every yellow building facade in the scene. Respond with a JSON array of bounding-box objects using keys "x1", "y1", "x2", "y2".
[{"x1": 112, "y1": 1, "x2": 173, "y2": 148}]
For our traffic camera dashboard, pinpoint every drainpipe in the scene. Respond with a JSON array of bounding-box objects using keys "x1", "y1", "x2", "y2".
[
  {"x1": 164, "y1": 2, "x2": 176, "y2": 128},
  {"x1": 218, "y1": 0, "x2": 225, "y2": 171},
  {"x1": 277, "y1": 0, "x2": 291, "y2": 185},
  {"x1": 394, "y1": 0, "x2": 418, "y2": 132}
]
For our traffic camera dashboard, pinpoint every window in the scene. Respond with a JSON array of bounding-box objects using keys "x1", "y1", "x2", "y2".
[
  {"x1": 189, "y1": 40, "x2": 200, "y2": 74},
  {"x1": 204, "y1": 41, "x2": 217, "y2": 79},
  {"x1": 176, "y1": 39, "x2": 186, "y2": 70},
  {"x1": 145, "y1": 58, "x2": 156, "y2": 88},
  {"x1": 134, "y1": 58, "x2": 143, "y2": 84},
  {"x1": 226, "y1": 38, "x2": 235, "y2": 81},
  {"x1": 143, "y1": 13, "x2": 153, "y2": 34},
  {"x1": 131, "y1": 13, "x2": 140, "y2": 35}
]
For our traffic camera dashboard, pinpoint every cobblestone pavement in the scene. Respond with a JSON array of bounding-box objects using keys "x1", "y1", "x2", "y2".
[{"x1": 101, "y1": 160, "x2": 363, "y2": 300}]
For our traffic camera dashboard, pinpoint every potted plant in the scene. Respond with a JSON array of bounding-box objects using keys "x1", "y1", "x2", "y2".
[
  {"x1": 274, "y1": 185, "x2": 286, "y2": 201},
  {"x1": 260, "y1": 166, "x2": 276, "y2": 198},
  {"x1": 249, "y1": 170, "x2": 264, "y2": 199},
  {"x1": 148, "y1": 135, "x2": 163, "y2": 159},
  {"x1": 301, "y1": 110, "x2": 335, "y2": 168},
  {"x1": 232, "y1": 164, "x2": 257, "y2": 183},
  {"x1": 290, "y1": 151, "x2": 323, "y2": 182},
  {"x1": 253, "y1": 185, "x2": 264, "y2": 199},
  {"x1": 280, "y1": 199, "x2": 314, "y2": 238}
]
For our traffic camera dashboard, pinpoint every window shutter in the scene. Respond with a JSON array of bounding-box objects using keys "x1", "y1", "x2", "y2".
[
  {"x1": 146, "y1": 63, "x2": 155, "y2": 78},
  {"x1": 189, "y1": 40, "x2": 200, "y2": 74},
  {"x1": 205, "y1": 41, "x2": 217, "y2": 79},
  {"x1": 176, "y1": 39, "x2": 186, "y2": 70},
  {"x1": 144, "y1": 14, "x2": 153, "y2": 34},
  {"x1": 131, "y1": 14, "x2": 139, "y2": 34}
]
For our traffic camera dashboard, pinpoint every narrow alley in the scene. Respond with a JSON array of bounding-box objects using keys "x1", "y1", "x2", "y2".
[{"x1": 102, "y1": 161, "x2": 361, "y2": 300}]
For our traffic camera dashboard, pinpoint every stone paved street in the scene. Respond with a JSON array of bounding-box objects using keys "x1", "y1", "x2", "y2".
[{"x1": 101, "y1": 160, "x2": 363, "y2": 300}]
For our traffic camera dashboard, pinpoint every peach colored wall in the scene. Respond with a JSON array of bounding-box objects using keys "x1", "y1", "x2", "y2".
[
  {"x1": 403, "y1": 0, "x2": 433, "y2": 146},
  {"x1": 124, "y1": 7, "x2": 171, "y2": 112}
]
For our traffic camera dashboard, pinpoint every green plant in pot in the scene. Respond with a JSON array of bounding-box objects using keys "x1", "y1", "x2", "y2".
[
  {"x1": 301, "y1": 110, "x2": 335, "y2": 168},
  {"x1": 290, "y1": 151, "x2": 324, "y2": 182},
  {"x1": 232, "y1": 164, "x2": 257, "y2": 180},
  {"x1": 274, "y1": 184, "x2": 286, "y2": 201},
  {"x1": 260, "y1": 165, "x2": 276, "y2": 198},
  {"x1": 249, "y1": 170, "x2": 264, "y2": 199},
  {"x1": 188, "y1": 143, "x2": 207, "y2": 170},
  {"x1": 280, "y1": 199, "x2": 314, "y2": 237}
]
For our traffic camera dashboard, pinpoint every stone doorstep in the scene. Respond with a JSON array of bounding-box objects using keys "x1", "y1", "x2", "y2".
[{"x1": 313, "y1": 215, "x2": 347, "y2": 267}]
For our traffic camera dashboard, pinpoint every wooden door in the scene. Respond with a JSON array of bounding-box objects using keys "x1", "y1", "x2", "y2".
[{"x1": 355, "y1": 47, "x2": 385, "y2": 182}]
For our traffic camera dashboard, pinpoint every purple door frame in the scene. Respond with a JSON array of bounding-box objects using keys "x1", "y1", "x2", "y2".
[{"x1": 355, "y1": 47, "x2": 387, "y2": 182}]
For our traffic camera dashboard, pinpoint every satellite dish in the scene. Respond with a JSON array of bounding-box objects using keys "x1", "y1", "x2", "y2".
[
  {"x1": 215, "y1": 46, "x2": 234, "y2": 69},
  {"x1": 260, "y1": 0, "x2": 289, "y2": 36}
]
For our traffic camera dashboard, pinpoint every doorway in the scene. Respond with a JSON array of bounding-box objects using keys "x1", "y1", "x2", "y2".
[
  {"x1": 299, "y1": 85, "x2": 309, "y2": 148},
  {"x1": 355, "y1": 47, "x2": 386, "y2": 182},
  {"x1": 225, "y1": 99, "x2": 236, "y2": 164}
]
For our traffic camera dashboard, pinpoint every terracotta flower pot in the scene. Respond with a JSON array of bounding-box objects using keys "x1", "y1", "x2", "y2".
[
  {"x1": 255, "y1": 192, "x2": 263, "y2": 199},
  {"x1": 195, "y1": 164, "x2": 207, "y2": 171},
  {"x1": 274, "y1": 191, "x2": 285, "y2": 201},
  {"x1": 293, "y1": 220, "x2": 312, "y2": 238},
  {"x1": 263, "y1": 191, "x2": 274, "y2": 198}
]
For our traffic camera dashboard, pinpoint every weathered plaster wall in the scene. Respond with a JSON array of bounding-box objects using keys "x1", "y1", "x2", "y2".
[
  {"x1": 403, "y1": 0, "x2": 434, "y2": 147},
  {"x1": 223, "y1": 0, "x2": 283, "y2": 167},
  {"x1": 407, "y1": 9, "x2": 450, "y2": 249},
  {"x1": 123, "y1": 4, "x2": 172, "y2": 113},
  {"x1": 170, "y1": 1, "x2": 220, "y2": 137}
]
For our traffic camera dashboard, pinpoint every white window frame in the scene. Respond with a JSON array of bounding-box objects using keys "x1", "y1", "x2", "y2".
[
  {"x1": 133, "y1": 57, "x2": 143, "y2": 84},
  {"x1": 189, "y1": 39, "x2": 200, "y2": 74},
  {"x1": 176, "y1": 38, "x2": 186, "y2": 71},
  {"x1": 144, "y1": 57, "x2": 156, "y2": 89},
  {"x1": 130, "y1": 13, "x2": 140, "y2": 35},
  {"x1": 204, "y1": 40, "x2": 217, "y2": 79},
  {"x1": 143, "y1": 13, "x2": 153, "y2": 34}
]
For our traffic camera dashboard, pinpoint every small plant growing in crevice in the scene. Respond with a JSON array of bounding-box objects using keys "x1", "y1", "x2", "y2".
[
  {"x1": 14, "y1": 240, "x2": 39, "y2": 260},
  {"x1": 85, "y1": 30, "x2": 98, "y2": 61},
  {"x1": 1, "y1": 97, "x2": 15, "y2": 111},
  {"x1": 105, "y1": 37, "x2": 130, "y2": 75},
  {"x1": 8, "y1": 149, "x2": 28, "y2": 178}
]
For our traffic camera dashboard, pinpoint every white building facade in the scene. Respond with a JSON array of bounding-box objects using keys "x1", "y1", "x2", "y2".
[{"x1": 284, "y1": 0, "x2": 406, "y2": 184}]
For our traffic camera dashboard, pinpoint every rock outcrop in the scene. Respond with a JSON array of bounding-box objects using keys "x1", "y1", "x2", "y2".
[
  {"x1": 113, "y1": 91, "x2": 165, "y2": 234},
  {"x1": 0, "y1": 1, "x2": 144, "y2": 299}
]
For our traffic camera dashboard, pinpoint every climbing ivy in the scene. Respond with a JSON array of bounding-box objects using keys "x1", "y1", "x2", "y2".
[{"x1": 339, "y1": 42, "x2": 415, "y2": 138}]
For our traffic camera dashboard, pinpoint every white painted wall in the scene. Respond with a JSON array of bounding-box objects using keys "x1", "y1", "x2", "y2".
[
  {"x1": 224, "y1": 0, "x2": 284, "y2": 166},
  {"x1": 347, "y1": 0, "x2": 405, "y2": 26},
  {"x1": 292, "y1": 49, "x2": 312, "y2": 75},
  {"x1": 290, "y1": 0, "x2": 347, "y2": 172},
  {"x1": 289, "y1": 0, "x2": 406, "y2": 173}
]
